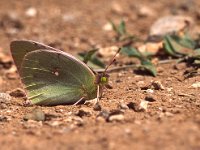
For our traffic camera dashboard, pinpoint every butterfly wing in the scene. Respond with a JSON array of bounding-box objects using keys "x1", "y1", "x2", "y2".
[
  {"x1": 10, "y1": 40, "x2": 57, "y2": 71},
  {"x1": 21, "y1": 49, "x2": 97, "y2": 105},
  {"x1": 11, "y1": 42, "x2": 97, "y2": 105}
]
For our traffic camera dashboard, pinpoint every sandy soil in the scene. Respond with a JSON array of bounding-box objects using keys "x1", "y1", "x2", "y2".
[{"x1": 0, "y1": 0, "x2": 200, "y2": 150}]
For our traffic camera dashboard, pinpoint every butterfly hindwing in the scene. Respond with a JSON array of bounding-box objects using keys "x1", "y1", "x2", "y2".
[{"x1": 10, "y1": 42, "x2": 97, "y2": 105}]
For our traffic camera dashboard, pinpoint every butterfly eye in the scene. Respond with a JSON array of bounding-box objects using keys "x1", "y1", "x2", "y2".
[{"x1": 101, "y1": 76, "x2": 107, "y2": 83}]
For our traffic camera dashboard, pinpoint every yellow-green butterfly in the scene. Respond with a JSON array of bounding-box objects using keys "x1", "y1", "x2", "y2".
[{"x1": 10, "y1": 40, "x2": 109, "y2": 106}]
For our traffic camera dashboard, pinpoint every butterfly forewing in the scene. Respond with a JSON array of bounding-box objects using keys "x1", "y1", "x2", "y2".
[{"x1": 10, "y1": 40, "x2": 56, "y2": 71}]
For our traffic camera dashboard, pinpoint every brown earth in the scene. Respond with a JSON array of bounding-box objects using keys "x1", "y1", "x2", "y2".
[{"x1": 0, "y1": 0, "x2": 200, "y2": 150}]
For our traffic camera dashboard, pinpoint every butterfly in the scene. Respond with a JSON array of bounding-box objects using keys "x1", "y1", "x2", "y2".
[{"x1": 10, "y1": 40, "x2": 112, "y2": 106}]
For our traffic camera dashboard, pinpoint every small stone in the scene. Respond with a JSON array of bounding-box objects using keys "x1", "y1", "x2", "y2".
[
  {"x1": 144, "y1": 95, "x2": 156, "y2": 102},
  {"x1": 102, "y1": 22, "x2": 113, "y2": 31},
  {"x1": 137, "y1": 42, "x2": 163, "y2": 55},
  {"x1": 127, "y1": 101, "x2": 147, "y2": 112},
  {"x1": 191, "y1": 82, "x2": 200, "y2": 88},
  {"x1": 0, "y1": 53, "x2": 12, "y2": 69},
  {"x1": 0, "y1": 12, "x2": 24, "y2": 35},
  {"x1": 23, "y1": 120, "x2": 43, "y2": 129},
  {"x1": 93, "y1": 103, "x2": 102, "y2": 111},
  {"x1": 75, "y1": 108, "x2": 92, "y2": 117},
  {"x1": 152, "y1": 81, "x2": 165, "y2": 90},
  {"x1": 9, "y1": 88, "x2": 26, "y2": 97},
  {"x1": 96, "y1": 116, "x2": 106, "y2": 122},
  {"x1": 111, "y1": 2, "x2": 123, "y2": 14},
  {"x1": 137, "y1": 6, "x2": 155, "y2": 17},
  {"x1": 24, "y1": 108, "x2": 45, "y2": 121},
  {"x1": 97, "y1": 109, "x2": 110, "y2": 121},
  {"x1": 118, "y1": 102, "x2": 129, "y2": 110},
  {"x1": 0, "y1": 115, "x2": 7, "y2": 122},
  {"x1": 108, "y1": 114, "x2": 124, "y2": 122},
  {"x1": 25, "y1": 7, "x2": 37, "y2": 17},
  {"x1": 150, "y1": 16, "x2": 193, "y2": 37},
  {"x1": 47, "y1": 121, "x2": 62, "y2": 127},
  {"x1": 70, "y1": 116, "x2": 84, "y2": 126},
  {"x1": 0, "y1": 92, "x2": 12, "y2": 103},
  {"x1": 146, "y1": 89, "x2": 154, "y2": 94},
  {"x1": 5, "y1": 65, "x2": 18, "y2": 79},
  {"x1": 165, "y1": 112, "x2": 174, "y2": 117},
  {"x1": 0, "y1": 103, "x2": 8, "y2": 109},
  {"x1": 98, "y1": 46, "x2": 119, "y2": 58},
  {"x1": 139, "y1": 100, "x2": 149, "y2": 111}
]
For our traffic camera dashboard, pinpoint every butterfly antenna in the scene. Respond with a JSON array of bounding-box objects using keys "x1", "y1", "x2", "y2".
[{"x1": 104, "y1": 48, "x2": 121, "y2": 74}]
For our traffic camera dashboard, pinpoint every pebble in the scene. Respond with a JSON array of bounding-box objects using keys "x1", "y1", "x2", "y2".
[
  {"x1": 150, "y1": 15, "x2": 193, "y2": 37},
  {"x1": 111, "y1": 2, "x2": 123, "y2": 14},
  {"x1": 23, "y1": 120, "x2": 43, "y2": 129},
  {"x1": 93, "y1": 103, "x2": 102, "y2": 111},
  {"x1": 127, "y1": 101, "x2": 147, "y2": 112},
  {"x1": 0, "y1": 103, "x2": 8, "y2": 109},
  {"x1": 0, "y1": 92, "x2": 12, "y2": 103},
  {"x1": 151, "y1": 81, "x2": 165, "y2": 90},
  {"x1": 98, "y1": 46, "x2": 119, "y2": 58},
  {"x1": 102, "y1": 22, "x2": 113, "y2": 31},
  {"x1": 191, "y1": 82, "x2": 200, "y2": 88},
  {"x1": 5, "y1": 65, "x2": 17, "y2": 79},
  {"x1": 144, "y1": 95, "x2": 156, "y2": 102},
  {"x1": 139, "y1": 100, "x2": 149, "y2": 111},
  {"x1": 146, "y1": 89, "x2": 154, "y2": 94},
  {"x1": 108, "y1": 114, "x2": 124, "y2": 122},
  {"x1": 75, "y1": 108, "x2": 92, "y2": 117},
  {"x1": 118, "y1": 102, "x2": 129, "y2": 110},
  {"x1": 137, "y1": 6, "x2": 155, "y2": 17},
  {"x1": 0, "y1": 115, "x2": 7, "y2": 122},
  {"x1": 24, "y1": 108, "x2": 45, "y2": 121},
  {"x1": 9, "y1": 88, "x2": 26, "y2": 97},
  {"x1": 47, "y1": 120, "x2": 62, "y2": 127},
  {"x1": 25, "y1": 7, "x2": 37, "y2": 17},
  {"x1": 0, "y1": 53, "x2": 12, "y2": 69},
  {"x1": 97, "y1": 109, "x2": 110, "y2": 121},
  {"x1": 0, "y1": 12, "x2": 24, "y2": 35}
]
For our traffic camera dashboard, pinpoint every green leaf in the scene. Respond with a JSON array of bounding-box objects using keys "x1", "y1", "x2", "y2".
[
  {"x1": 186, "y1": 49, "x2": 200, "y2": 65},
  {"x1": 170, "y1": 33, "x2": 196, "y2": 49},
  {"x1": 163, "y1": 35, "x2": 185, "y2": 57},
  {"x1": 121, "y1": 46, "x2": 142, "y2": 59},
  {"x1": 110, "y1": 20, "x2": 126, "y2": 36},
  {"x1": 118, "y1": 20, "x2": 126, "y2": 36},
  {"x1": 140, "y1": 60, "x2": 157, "y2": 77},
  {"x1": 78, "y1": 50, "x2": 105, "y2": 69},
  {"x1": 82, "y1": 49, "x2": 98, "y2": 64}
]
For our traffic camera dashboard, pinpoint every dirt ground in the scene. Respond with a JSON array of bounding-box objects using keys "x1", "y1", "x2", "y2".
[{"x1": 0, "y1": 0, "x2": 200, "y2": 150}]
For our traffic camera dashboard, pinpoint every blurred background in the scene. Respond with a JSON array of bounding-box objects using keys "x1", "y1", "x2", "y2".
[{"x1": 0, "y1": 0, "x2": 200, "y2": 53}]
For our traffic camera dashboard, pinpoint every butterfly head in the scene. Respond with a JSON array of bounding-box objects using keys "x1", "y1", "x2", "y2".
[{"x1": 95, "y1": 73, "x2": 109, "y2": 85}]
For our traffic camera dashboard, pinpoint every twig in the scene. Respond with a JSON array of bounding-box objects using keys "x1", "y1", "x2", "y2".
[
  {"x1": 94, "y1": 59, "x2": 178, "y2": 73},
  {"x1": 94, "y1": 64, "x2": 140, "y2": 73}
]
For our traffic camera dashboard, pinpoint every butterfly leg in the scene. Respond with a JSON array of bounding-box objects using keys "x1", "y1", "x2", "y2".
[
  {"x1": 73, "y1": 97, "x2": 84, "y2": 105},
  {"x1": 95, "y1": 85, "x2": 100, "y2": 104}
]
